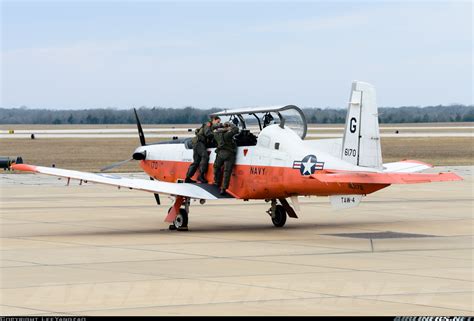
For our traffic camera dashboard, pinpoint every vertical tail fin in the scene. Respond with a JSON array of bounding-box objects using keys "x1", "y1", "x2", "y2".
[{"x1": 341, "y1": 81, "x2": 382, "y2": 169}]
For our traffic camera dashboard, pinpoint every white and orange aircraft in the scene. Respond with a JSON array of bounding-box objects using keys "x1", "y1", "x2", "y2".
[{"x1": 12, "y1": 81, "x2": 462, "y2": 230}]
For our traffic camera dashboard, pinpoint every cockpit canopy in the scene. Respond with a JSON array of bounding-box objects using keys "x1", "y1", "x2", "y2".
[{"x1": 210, "y1": 105, "x2": 307, "y2": 139}]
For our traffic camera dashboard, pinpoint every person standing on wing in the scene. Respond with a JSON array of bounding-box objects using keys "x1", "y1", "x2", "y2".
[
  {"x1": 185, "y1": 116, "x2": 221, "y2": 183},
  {"x1": 213, "y1": 122, "x2": 239, "y2": 195}
]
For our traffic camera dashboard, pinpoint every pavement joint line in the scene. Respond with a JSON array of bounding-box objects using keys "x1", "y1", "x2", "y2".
[
  {"x1": 0, "y1": 257, "x2": 214, "y2": 269},
  {"x1": 352, "y1": 267, "x2": 474, "y2": 284},
  {"x1": 2, "y1": 258, "x2": 466, "y2": 296},
  {"x1": 212, "y1": 246, "x2": 474, "y2": 259},
  {"x1": 0, "y1": 304, "x2": 59, "y2": 315},
  {"x1": 204, "y1": 272, "x2": 474, "y2": 301},
  {"x1": 3, "y1": 240, "x2": 221, "y2": 260},
  {"x1": 364, "y1": 271, "x2": 473, "y2": 283},
  {"x1": 0, "y1": 273, "x2": 172, "y2": 290},
  {"x1": 10, "y1": 229, "x2": 259, "y2": 243},
  {"x1": 3, "y1": 232, "x2": 473, "y2": 252},
  {"x1": 2, "y1": 241, "x2": 472, "y2": 265},
  {"x1": 350, "y1": 294, "x2": 473, "y2": 314},
  {"x1": 230, "y1": 257, "x2": 474, "y2": 281},
  {"x1": 233, "y1": 255, "x2": 474, "y2": 281},
  {"x1": 3, "y1": 236, "x2": 238, "y2": 248},
  {"x1": 14, "y1": 252, "x2": 472, "y2": 293},
  {"x1": 0, "y1": 273, "x2": 332, "y2": 299},
  {"x1": 50, "y1": 295, "x2": 338, "y2": 314},
  {"x1": 3, "y1": 277, "x2": 472, "y2": 313},
  {"x1": 62, "y1": 262, "x2": 350, "y2": 282},
  {"x1": 354, "y1": 290, "x2": 474, "y2": 298},
  {"x1": 187, "y1": 275, "x2": 474, "y2": 313},
  {"x1": 239, "y1": 246, "x2": 474, "y2": 261},
  {"x1": 390, "y1": 248, "x2": 474, "y2": 261},
  {"x1": 2, "y1": 215, "x2": 470, "y2": 234},
  {"x1": 376, "y1": 266, "x2": 472, "y2": 272},
  {"x1": 45, "y1": 291, "x2": 472, "y2": 315},
  {"x1": 115, "y1": 240, "x2": 372, "y2": 253},
  {"x1": 3, "y1": 234, "x2": 377, "y2": 252},
  {"x1": 231, "y1": 256, "x2": 383, "y2": 273},
  {"x1": 0, "y1": 258, "x2": 41, "y2": 269}
]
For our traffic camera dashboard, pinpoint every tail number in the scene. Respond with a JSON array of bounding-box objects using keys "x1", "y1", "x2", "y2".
[{"x1": 344, "y1": 148, "x2": 357, "y2": 157}]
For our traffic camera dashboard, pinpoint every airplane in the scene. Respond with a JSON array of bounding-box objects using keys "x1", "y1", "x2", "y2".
[{"x1": 11, "y1": 81, "x2": 462, "y2": 231}]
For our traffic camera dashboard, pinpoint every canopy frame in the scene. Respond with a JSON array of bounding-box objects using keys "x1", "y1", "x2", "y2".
[{"x1": 210, "y1": 105, "x2": 307, "y2": 139}]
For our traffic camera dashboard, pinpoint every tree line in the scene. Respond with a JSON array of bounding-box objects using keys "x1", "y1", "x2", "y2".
[{"x1": 0, "y1": 105, "x2": 473, "y2": 124}]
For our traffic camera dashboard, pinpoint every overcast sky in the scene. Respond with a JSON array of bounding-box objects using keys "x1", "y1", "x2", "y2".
[{"x1": 1, "y1": 0, "x2": 472, "y2": 109}]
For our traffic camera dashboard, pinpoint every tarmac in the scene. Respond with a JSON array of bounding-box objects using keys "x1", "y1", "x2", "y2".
[
  {"x1": 1, "y1": 125, "x2": 472, "y2": 139},
  {"x1": 0, "y1": 166, "x2": 472, "y2": 315}
]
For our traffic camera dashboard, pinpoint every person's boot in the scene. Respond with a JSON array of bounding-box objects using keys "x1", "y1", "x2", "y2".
[
  {"x1": 185, "y1": 177, "x2": 196, "y2": 183},
  {"x1": 197, "y1": 174, "x2": 208, "y2": 184},
  {"x1": 220, "y1": 188, "x2": 227, "y2": 196}
]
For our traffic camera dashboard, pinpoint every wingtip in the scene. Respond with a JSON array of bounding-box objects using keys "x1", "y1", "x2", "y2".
[
  {"x1": 440, "y1": 172, "x2": 464, "y2": 181},
  {"x1": 10, "y1": 163, "x2": 38, "y2": 172}
]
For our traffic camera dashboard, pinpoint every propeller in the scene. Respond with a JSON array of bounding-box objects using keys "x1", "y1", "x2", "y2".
[
  {"x1": 100, "y1": 108, "x2": 160, "y2": 205},
  {"x1": 134, "y1": 108, "x2": 146, "y2": 146},
  {"x1": 100, "y1": 158, "x2": 133, "y2": 172},
  {"x1": 149, "y1": 177, "x2": 161, "y2": 205},
  {"x1": 100, "y1": 108, "x2": 147, "y2": 172}
]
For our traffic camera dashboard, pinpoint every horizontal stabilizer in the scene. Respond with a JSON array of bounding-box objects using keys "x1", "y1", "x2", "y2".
[{"x1": 311, "y1": 171, "x2": 462, "y2": 185}]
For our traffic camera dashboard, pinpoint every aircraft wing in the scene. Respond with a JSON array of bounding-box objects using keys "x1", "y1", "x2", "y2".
[
  {"x1": 11, "y1": 164, "x2": 218, "y2": 200},
  {"x1": 311, "y1": 171, "x2": 462, "y2": 184}
]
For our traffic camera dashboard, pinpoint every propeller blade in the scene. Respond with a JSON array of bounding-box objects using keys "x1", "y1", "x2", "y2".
[
  {"x1": 149, "y1": 177, "x2": 160, "y2": 205},
  {"x1": 153, "y1": 193, "x2": 161, "y2": 205},
  {"x1": 133, "y1": 108, "x2": 146, "y2": 146},
  {"x1": 100, "y1": 158, "x2": 133, "y2": 172}
]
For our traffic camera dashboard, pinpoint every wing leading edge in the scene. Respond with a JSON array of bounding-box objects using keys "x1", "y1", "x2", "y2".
[{"x1": 11, "y1": 164, "x2": 218, "y2": 200}]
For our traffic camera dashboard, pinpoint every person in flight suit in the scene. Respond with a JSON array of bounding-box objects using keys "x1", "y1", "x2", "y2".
[
  {"x1": 185, "y1": 116, "x2": 221, "y2": 183},
  {"x1": 213, "y1": 122, "x2": 239, "y2": 195}
]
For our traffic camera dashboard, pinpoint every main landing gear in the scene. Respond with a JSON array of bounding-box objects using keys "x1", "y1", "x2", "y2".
[
  {"x1": 166, "y1": 197, "x2": 298, "y2": 231},
  {"x1": 168, "y1": 208, "x2": 188, "y2": 231},
  {"x1": 168, "y1": 197, "x2": 190, "y2": 231},
  {"x1": 267, "y1": 199, "x2": 298, "y2": 228}
]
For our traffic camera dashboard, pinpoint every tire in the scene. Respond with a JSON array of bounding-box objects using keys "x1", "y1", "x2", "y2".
[
  {"x1": 173, "y1": 208, "x2": 188, "y2": 229},
  {"x1": 272, "y1": 205, "x2": 287, "y2": 227}
]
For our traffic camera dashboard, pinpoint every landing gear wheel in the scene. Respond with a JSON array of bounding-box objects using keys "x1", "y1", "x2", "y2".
[
  {"x1": 272, "y1": 205, "x2": 287, "y2": 227},
  {"x1": 167, "y1": 207, "x2": 189, "y2": 231},
  {"x1": 174, "y1": 208, "x2": 188, "y2": 231}
]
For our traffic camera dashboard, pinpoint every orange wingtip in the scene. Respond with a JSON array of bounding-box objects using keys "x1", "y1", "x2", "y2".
[{"x1": 10, "y1": 164, "x2": 38, "y2": 172}]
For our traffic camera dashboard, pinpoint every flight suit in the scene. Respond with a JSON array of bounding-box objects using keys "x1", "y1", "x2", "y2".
[
  {"x1": 213, "y1": 125, "x2": 239, "y2": 190},
  {"x1": 186, "y1": 122, "x2": 214, "y2": 182}
]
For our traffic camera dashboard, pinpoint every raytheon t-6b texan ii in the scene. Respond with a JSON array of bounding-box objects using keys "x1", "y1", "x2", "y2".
[{"x1": 12, "y1": 81, "x2": 462, "y2": 230}]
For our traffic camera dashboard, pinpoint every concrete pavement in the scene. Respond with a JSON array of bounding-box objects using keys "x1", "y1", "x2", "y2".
[{"x1": 0, "y1": 166, "x2": 472, "y2": 315}]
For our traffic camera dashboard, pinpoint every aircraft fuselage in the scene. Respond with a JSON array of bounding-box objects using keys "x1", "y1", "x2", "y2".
[{"x1": 136, "y1": 125, "x2": 389, "y2": 199}]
